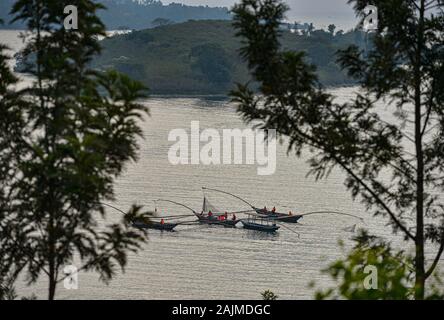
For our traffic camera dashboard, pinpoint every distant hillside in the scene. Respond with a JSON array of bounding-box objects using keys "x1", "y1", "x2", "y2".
[
  {"x1": 0, "y1": 0, "x2": 231, "y2": 30},
  {"x1": 99, "y1": 0, "x2": 231, "y2": 30},
  {"x1": 92, "y1": 20, "x2": 365, "y2": 95}
]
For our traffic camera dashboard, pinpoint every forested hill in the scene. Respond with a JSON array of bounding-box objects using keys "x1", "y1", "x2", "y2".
[
  {"x1": 99, "y1": 0, "x2": 231, "y2": 30},
  {"x1": 92, "y1": 20, "x2": 367, "y2": 95},
  {"x1": 0, "y1": 0, "x2": 231, "y2": 30}
]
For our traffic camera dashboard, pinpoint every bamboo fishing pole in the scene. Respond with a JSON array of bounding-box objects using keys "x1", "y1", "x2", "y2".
[
  {"x1": 156, "y1": 199, "x2": 199, "y2": 214},
  {"x1": 202, "y1": 187, "x2": 257, "y2": 209},
  {"x1": 300, "y1": 211, "x2": 364, "y2": 222}
]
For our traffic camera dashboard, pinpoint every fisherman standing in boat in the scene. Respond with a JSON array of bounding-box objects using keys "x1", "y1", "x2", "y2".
[{"x1": 272, "y1": 206, "x2": 276, "y2": 213}]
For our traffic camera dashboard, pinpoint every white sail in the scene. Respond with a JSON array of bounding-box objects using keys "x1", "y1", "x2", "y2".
[{"x1": 202, "y1": 196, "x2": 222, "y2": 215}]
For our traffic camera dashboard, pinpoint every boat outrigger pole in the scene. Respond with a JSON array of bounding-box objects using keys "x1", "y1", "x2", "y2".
[
  {"x1": 156, "y1": 199, "x2": 198, "y2": 214},
  {"x1": 97, "y1": 202, "x2": 128, "y2": 216},
  {"x1": 202, "y1": 187, "x2": 256, "y2": 209},
  {"x1": 300, "y1": 211, "x2": 364, "y2": 222}
]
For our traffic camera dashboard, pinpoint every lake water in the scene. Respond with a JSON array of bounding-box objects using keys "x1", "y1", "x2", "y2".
[{"x1": 0, "y1": 30, "x2": 441, "y2": 300}]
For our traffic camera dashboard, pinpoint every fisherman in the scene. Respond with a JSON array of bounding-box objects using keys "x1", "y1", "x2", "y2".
[
  {"x1": 272, "y1": 206, "x2": 276, "y2": 213},
  {"x1": 232, "y1": 214, "x2": 237, "y2": 221},
  {"x1": 263, "y1": 206, "x2": 267, "y2": 213},
  {"x1": 289, "y1": 211, "x2": 293, "y2": 216},
  {"x1": 224, "y1": 212, "x2": 228, "y2": 220},
  {"x1": 208, "y1": 211, "x2": 213, "y2": 218},
  {"x1": 161, "y1": 219, "x2": 165, "y2": 225}
]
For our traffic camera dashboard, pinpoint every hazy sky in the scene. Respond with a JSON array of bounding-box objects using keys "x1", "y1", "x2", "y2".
[{"x1": 163, "y1": 0, "x2": 358, "y2": 30}]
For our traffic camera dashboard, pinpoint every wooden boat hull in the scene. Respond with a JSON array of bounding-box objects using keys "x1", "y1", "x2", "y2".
[
  {"x1": 196, "y1": 214, "x2": 239, "y2": 228},
  {"x1": 255, "y1": 209, "x2": 303, "y2": 223},
  {"x1": 133, "y1": 221, "x2": 177, "y2": 231},
  {"x1": 241, "y1": 221, "x2": 280, "y2": 232},
  {"x1": 270, "y1": 214, "x2": 302, "y2": 223}
]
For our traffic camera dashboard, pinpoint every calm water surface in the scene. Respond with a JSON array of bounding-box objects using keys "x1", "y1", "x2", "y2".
[{"x1": 0, "y1": 30, "x2": 440, "y2": 299}]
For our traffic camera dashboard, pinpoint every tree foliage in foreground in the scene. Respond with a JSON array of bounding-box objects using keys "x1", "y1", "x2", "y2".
[
  {"x1": 0, "y1": 29, "x2": 20, "y2": 300},
  {"x1": 314, "y1": 231, "x2": 444, "y2": 300},
  {"x1": 0, "y1": 0, "x2": 150, "y2": 300},
  {"x1": 231, "y1": 0, "x2": 444, "y2": 299}
]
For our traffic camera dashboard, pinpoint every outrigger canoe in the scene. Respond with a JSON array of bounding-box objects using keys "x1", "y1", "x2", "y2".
[
  {"x1": 254, "y1": 208, "x2": 303, "y2": 223},
  {"x1": 195, "y1": 213, "x2": 239, "y2": 228},
  {"x1": 132, "y1": 221, "x2": 178, "y2": 232},
  {"x1": 156, "y1": 198, "x2": 241, "y2": 228},
  {"x1": 98, "y1": 202, "x2": 179, "y2": 232}
]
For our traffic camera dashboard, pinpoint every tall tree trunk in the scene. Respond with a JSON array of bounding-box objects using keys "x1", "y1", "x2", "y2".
[
  {"x1": 48, "y1": 220, "x2": 56, "y2": 300},
  {"x1": 414, "y1": 0, "x2": 426, "y2": 300},
  {"x1": 48, "y1": 275, "x2": 56, "y2": 300},
  {"x1": 48, "y1": 217, "x2": 57, "y2": 300}
]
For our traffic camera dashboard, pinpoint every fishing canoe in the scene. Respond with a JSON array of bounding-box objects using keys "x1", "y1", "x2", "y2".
[
  {"x1": 132, "y1": 221, "x2": 178, "y2": 231},
  {"x1": 254, "y1": 208, "x2": 303, "y2": 223},
  {"x1": 195, "y1": 214, "x2": 239, "y2": 228}
]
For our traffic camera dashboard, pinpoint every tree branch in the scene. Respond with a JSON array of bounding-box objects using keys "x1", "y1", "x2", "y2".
[
  {"x1": 282, "y1": 111, "x2": 417, "y2": 241},
  {"x1": 425, "y1": 238, "x2": 444, "y2": 279}
]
